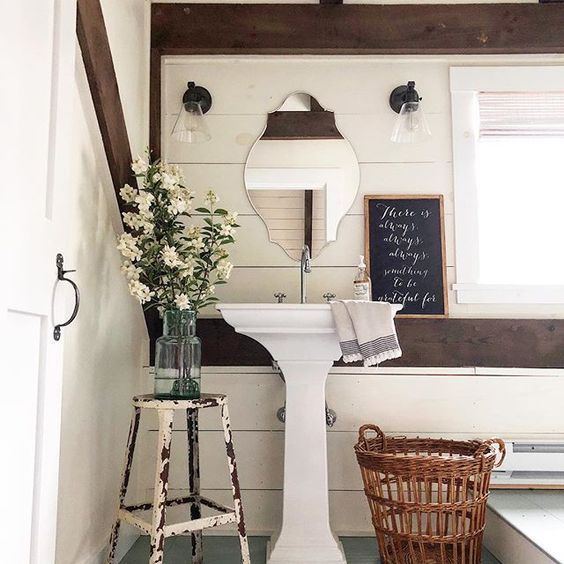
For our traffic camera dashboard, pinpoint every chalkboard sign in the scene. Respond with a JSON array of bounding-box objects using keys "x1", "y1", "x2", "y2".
[{"x1": 364, "y1": 195, "x2": 448, "y2": 318}]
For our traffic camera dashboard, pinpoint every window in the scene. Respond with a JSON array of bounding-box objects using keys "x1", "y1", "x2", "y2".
[{"x1": 451, "y1": 67, "x2": 564, "y2": 303}]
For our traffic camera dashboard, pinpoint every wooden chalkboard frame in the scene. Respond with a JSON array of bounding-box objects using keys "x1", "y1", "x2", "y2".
[{"x1": 364, "y1": 194, "x2": 449, "y2": 319}]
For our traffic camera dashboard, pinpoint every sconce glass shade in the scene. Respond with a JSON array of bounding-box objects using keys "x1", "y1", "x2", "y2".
[
  {"x1": 171, "y1": 100, "x2": 211, "y2": 144},
  {"x1": 390, "y1": 101, "x2": 432, "y2": 144}
]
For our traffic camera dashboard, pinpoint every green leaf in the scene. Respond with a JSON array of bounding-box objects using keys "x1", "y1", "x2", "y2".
[
  {"x1": 195, "y1": 207, "x2": 210, "y2": 214},
  {"x1": 214, "y1": 208, "x2": 228, "y2": 216}
]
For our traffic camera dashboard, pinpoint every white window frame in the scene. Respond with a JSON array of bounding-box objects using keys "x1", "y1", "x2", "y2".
[{"x1": 450, "y1": 66, "x2": 564, "y2": 304}]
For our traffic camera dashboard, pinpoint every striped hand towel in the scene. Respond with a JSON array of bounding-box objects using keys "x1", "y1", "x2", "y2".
[{"x1": 330, "y1": 300, "x2": 402, "y2": 367}]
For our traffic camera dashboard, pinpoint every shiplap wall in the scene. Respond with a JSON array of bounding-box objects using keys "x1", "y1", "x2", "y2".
[
  {"x1": 138, "y1": 367, "x2": 564, "y2": 535},
  {"x1": 156, "y1": 56, "x2": 564, "y2": 534},
  {"x1": 162, "y1": 55, "x2": 564, "y2": 317}
]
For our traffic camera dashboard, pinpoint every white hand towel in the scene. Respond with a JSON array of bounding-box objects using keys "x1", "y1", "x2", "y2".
[
  {"x1": 330, "y1": 301, "x2": 363, "y2": 363},
  {"x1": 330, "y1": 300, "x2": 402, "y2": 367}
]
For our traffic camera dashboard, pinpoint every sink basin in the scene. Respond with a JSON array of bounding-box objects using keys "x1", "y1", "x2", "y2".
[
  {"x1": 217, "y1": 302, "x2": 402, "y2": 564},
  {"x1": 218, "y1": 303, "x2": 341, "y2": 361}
]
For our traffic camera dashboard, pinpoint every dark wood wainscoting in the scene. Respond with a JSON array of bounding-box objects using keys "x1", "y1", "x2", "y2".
[{"x1": 146, "y1": 317, "x2": 564, "y2": 368}]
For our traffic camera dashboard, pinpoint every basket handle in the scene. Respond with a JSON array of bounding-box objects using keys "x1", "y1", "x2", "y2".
[
  {"x1": 358, "y1": 424, "x2": 386, "y2": 449},
  {"x1": 474, "y1": 438, "x2": 506, "y2": 468}
]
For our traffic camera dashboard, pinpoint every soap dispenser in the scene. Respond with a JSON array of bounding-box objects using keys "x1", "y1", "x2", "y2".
[{"x1": 353, "y1": 255, "x2": 372, "y2": 301}]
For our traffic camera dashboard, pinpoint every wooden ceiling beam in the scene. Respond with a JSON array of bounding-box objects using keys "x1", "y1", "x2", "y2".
[
  {"x1": 77, "y1": 0, "x2": 136, "y2": 217},
  {"x1": 151, "y1": 3, "x2": 564, "y2": 55}
]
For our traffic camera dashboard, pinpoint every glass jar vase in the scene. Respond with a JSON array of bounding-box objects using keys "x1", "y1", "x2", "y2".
[{"x1": 154, "y1": 309, "x2": 201, "y2": 399}]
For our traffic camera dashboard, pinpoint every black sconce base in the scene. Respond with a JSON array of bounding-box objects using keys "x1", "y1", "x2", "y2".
[
  {"x1": 389, "y1": 81, "x2": 420, "y2": 114},
  {"x1": 389, "y1": 85, "x2": 409, "y2": 114},
  {"x1": 183, "y1": 82, "x2": 213, "y2": 114}
]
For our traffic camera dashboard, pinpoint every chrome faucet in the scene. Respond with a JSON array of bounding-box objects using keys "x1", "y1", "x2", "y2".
[{"x1": 300, "y1": 244, "x2": 312, "y2": 304}]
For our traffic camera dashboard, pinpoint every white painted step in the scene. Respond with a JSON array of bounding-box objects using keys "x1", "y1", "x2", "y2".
[{"x1": 484, "y1": 491, "x2": 564, "y2": 564}]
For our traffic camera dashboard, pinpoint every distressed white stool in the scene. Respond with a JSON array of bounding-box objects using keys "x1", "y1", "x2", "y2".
[{"x1": 107, "y1": 394, "x2": 250, "y2": 564}]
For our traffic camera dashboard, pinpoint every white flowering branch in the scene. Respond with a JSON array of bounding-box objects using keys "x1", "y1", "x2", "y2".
[{"x1": 117, "y1": 152, "x2": 238, "y2": 314}]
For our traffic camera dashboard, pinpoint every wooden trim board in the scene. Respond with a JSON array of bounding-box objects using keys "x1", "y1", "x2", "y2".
[
  {"x1": 191, "y1": 317, "x2": 564, "y2": 368},
  {"x1": 151, "y1": 3, "x2": 564, "y2": 55}
]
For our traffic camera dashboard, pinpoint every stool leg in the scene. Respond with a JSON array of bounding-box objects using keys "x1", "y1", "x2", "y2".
[
  {"x1": 107, "y1": 406, "x2": 141, "y2": 564},
  {"x1": 221, "y1": 400, "x2": 251, "y2": 564},
  {"x1": 149, "y1": 409, "x2": 174, "y2": 564},
  {"x1": 186, "y1": 408, "x2": 203, "y2": 563}
]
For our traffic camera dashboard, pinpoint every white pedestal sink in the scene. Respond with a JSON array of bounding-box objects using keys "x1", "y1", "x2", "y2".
[{"x1": 217, "y1": 303, "x2": 345, "y2": 564}]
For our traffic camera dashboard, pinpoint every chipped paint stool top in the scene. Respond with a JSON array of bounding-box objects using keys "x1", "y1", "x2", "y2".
[{"x1": 106, "y1": 394, "x2": 251, "y2": 564}]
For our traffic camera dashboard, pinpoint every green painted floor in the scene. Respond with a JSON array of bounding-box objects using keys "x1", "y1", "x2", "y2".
[{"x1": 122, "y1": 536, "x2": 501, "y2": 563}]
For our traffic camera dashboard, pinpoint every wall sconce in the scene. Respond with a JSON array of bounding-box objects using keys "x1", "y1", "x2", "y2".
[
  {"x1": 389, "y1": 81, "x2": 431, "y2": 144},
  {"x1": 171, "y1": 81, "x2": 212, "y2": 143}
]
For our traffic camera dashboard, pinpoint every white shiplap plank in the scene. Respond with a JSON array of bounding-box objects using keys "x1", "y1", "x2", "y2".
[
  {"x1": 200, "y1": 265, "x2": 357, "y2": 314},
  {"x1": 164, "y1": 113, "x2": 451, "y2": 165},
  {"x1": 178, "y1": 162, "x2": 454, "y2": 217},
  {"x1": 163, "y1": 114, "x2": 264, "y2": 165},
  {"x1": 218, "y1": 213, "x2": 455, "y2": 269},
  {"x1": 348, "y1": 161, "x2": 454, "y2": 215},
  {"x1": 327, "y1": 373, "x2": 564, "y2": 434},
  {"x1": 228, "y1": 214, "x2": 361, "y2": 267},
  {"x1": 199, "y1": 265, "x2": 458, "y2": 316},
  {"x1": 142, "y1": 427, "x2": 564, "y2": 492},
  {"x1": 157, "y1": 430, "x2": 285, "y2": 491},
  {"x1": 163, "y1": 57, "x2": 450, "y2": 116},
  {"x1": 147, "y1": 370, "x2": 564, "y2": 437}
]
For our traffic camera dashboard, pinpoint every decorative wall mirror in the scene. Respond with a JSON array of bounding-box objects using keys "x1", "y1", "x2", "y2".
[{"x1": 244, "y1": 93, "x2": 360, "y2": 261}]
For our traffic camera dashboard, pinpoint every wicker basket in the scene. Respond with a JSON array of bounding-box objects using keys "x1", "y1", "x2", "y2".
[{"x1": 354, "y1": 425, "x2": 505, "y2": 564}]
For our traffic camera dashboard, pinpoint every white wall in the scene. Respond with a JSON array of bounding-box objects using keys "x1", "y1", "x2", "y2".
[{"x1": 55, "y1": 1, "x2": 150, "y2": 562}]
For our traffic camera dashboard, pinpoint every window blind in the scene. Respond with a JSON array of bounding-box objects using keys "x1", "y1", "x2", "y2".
[{"x1": 478, "y1": 92, "x2": 564, "y2": 137}]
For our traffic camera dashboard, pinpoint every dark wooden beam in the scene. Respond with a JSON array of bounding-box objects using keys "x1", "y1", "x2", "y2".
[
  {"x1": 151, "y1": 3, "x2": 564, "y2": 55},
  {"x1": 150, "y1": 47, "x2": 162, "y2": 159},
  {"x1": 77, "y1": 0, "x2": 156, "y2": 349},
  {"x1": 77, "y1": 0, "x2": 136, "y2": 215},
  {"x1": 304, "y1": 190, "x2": 313, "y2": 251},
  {"x1": 262, "y1": 111, "x2": 343, "y2": 140},
  {"x1": 197, "y1": 318, "x2": 564, "y2": 368}
]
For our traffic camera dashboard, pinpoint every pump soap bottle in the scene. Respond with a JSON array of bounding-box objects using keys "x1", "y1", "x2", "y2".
[{"x1": 353, "y1": 255, "x2": 372, "y2": 300}]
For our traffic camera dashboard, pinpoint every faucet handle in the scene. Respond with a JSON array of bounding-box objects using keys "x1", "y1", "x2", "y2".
[
  {"x1": 323, "y1": 292, "x2": 336, "y2": 303},
  {"x1": 274, "y1": 292, "x2": 287, "y2": 303}
]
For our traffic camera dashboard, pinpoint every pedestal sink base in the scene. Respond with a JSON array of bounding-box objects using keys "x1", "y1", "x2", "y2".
[
  {"x1": 266, "y1": 540, "x2": 347, "y2": 564},
  {"x1": 217, "y1": 305, "x2": 354, "y2": 564}
]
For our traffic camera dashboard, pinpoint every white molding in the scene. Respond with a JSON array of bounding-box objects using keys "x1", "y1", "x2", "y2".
[
  {"x1": 450, "y1": 65, "x2": 564, "y2": 305},
  {"x1": 188, "y1": 366, "x2": 564, "y2": 377},
  {"x1": 453, "y1": 283, "x2": 564, "y2": 304},
  {"x1": 484, "y1": 509, "x2": 557, "y2": 564},
  {"x1": 451, "y1": 66, "x2": 564, "y2": 93},
  {"x1": 450, "y1": 89, "x2": 480, "y2": 283}
]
